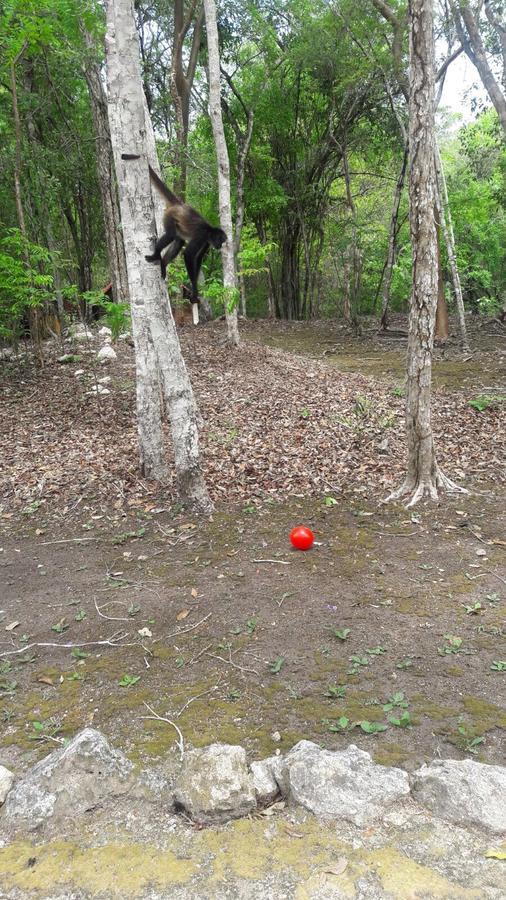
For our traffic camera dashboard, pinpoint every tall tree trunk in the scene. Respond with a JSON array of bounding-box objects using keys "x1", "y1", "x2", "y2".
[
  {"x1": 434, "y1": 207, "x2": 449, "y2": 342},
  {"x1": 342, "y1": 146, "x2": 361, "y2": 329},
  {"x1": 451, "y1": 0, "x2": 506, "y2": 135},
  {"x1": 233, "y1": 110, "x2": 254, "y2": 318},
  {"x1": 387, "y1": 0, "x2": 464, "y2": 506},
  {"x1": 105, "y1": 0, "x2": 211, "y2": 510},
  {"x1": 380, "y1": 145, "x2": 408, "y2": 329},
  {"x1": 203, "y1": 0, "x2": 240, "y2": 346},
  {"x1": 435, "y1": 145, "x2": 470, "y2": 351},
  {"x1": 82, "y1": 28, "x2": 129, "y2": 304},
  {"x1": 170, "y1": 1, "x2": 204, "y2": 198}
]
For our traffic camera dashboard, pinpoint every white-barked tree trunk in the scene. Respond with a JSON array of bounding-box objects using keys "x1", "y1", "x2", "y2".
[
  {"x1": 203, "y1": 0, "x2": 240, "y2": 346},
  {"x1": 387, "y1": 0, "x2": 466, "y2": 506},
  {"x1": 105, "y1": 0, "x2": 211, "y2": 511}
]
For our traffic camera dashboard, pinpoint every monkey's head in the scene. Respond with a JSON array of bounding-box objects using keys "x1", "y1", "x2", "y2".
[{"x1": 210, "y1": 227, "x2": 227, "y2": 249}]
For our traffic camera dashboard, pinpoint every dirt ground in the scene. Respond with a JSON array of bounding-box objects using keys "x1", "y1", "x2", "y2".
[{"x1": 1, "y1": 317, "x2": 505, "y2": 776}]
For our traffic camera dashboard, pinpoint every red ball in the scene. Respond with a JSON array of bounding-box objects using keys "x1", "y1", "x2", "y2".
[{"x1": 289, "y1": 525, "x2": 314, "y2": 551}]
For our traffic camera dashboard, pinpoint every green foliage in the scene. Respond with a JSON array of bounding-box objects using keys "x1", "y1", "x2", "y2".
[
  {"x1": 0, "y1": 230, "x2": 54, "y2": 340},
  {"x1": 468, "y1": 394, "x2": 504, "y2": 412},
  {"x1": 102, "y1": 300, "x2": 130, "y2": 340}
]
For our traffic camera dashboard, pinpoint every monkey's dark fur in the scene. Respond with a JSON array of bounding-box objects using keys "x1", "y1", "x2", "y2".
[{"x1": 145, "y1": 167, "x2": 226, "y2": 303}]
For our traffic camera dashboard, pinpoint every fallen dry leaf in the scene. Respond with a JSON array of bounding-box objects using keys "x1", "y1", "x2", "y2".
[
  {"x1": 37, "y1": 675, "x2": 54, "y2": 686},
  {"x1": 177, "y1": 609, "x2": 190, "y2": 621},
  {"x1": 5, "y1": 621, "x2": 20, "y2": 631},
  {"x1": 191, "y1": 588, "x2": 198, "y2": 598},
  {"x1": 325, "y1": 857, "x2": 348, "y2": 876}
]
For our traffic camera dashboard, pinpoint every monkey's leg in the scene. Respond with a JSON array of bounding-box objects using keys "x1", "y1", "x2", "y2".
[
  {"x1": 159, "y1": 238, "x2": 184, "y2": 280},
  {"x1": 183, "y1": 239, "x2": 209, "y2": 302}
]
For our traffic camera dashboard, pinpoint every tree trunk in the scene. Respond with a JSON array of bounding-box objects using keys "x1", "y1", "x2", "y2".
[
  {"x1": 203, "y1": 0, "x2": 240, "y2": 346},
  {"x1": 387, "y1": 0, "x2": 464, "y2": 506},
  {"x1": 434, "y1": 204, "x2": 449, "y2": 342},
  {"x1": 82, "y1": 27, "x2": 129, "y2": 304},
  {"x1": 435, "y1": 145, "x2": 470, "y2": 351},
  {"x1": 233, "y1": 110, "x2": 254, "y2": 319},
  {"x1": 169, "y1": 1, "x2": 204, "y2": 198},
  {"x1": 451, "y1": 0, "x2": 506, "y2": 135},
  {"x1": 105, "y1": 0, "x2": 211, "y2": 511},
  {"x1": 380, "y1": 145, "x2": 408, "y2": 329}
]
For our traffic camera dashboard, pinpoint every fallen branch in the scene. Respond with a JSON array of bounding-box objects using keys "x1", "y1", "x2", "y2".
[
  {"x1": 0, "y1": 631, "x2": 130, "y2": 659},
  {"x1": 140, "y1": 702, "x2": 184, "y2": 759},
  {"x1": 176, "y1": 681, "x2": 221, "y2": 717}
]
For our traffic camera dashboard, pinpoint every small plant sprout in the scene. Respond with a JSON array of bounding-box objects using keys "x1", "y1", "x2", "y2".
[
  {"x1": 383, "y1": 692, "x2": 408, "y2": 712},
  {"x1": 359, "y1": 721, "x2": 387, "y2": 734},
  {"x1": 347, "y1": 655, "x2": 369, "y2": 675},
  {"x1": 269, "y1": 656, "x2": 285, "y2": 674},
  {"x1": 462, "y1": 601, "x2": 482, "y2": 615},
  {"x1": 438, "y1": 635, "x2": 463, "y2": 655},
  {"x1": 333, "y1": 628, "x2": 351, "y2": 641},
  {"x1": 323, "y1": 684, "x2": 346, "y2": 699},
  {"x1": 388, "y1": 711, "x2": 412, "y2": 728},
  {"x1": 118, "y1": 674, "x2": 141, "y2": 687},
  {"x1": 457, "y1": 726, "x2": 485, "y2": 754},
  {"x1": 366, "y1": 646, "x2": 386, "y2": 655},
  {"x1": 227, "y1": 688, "x2": 241, "y2": 701},
  {"x1": 490, "y1": 661, "x2": 506, "y2": 672},
  {"x1": 324, "y1": 496, "x2": 338, "y2": 507},
  {"x1": 51, "y1": 618, "x2": 69, "y2": 634},
  {"x1": 396, "y1": 658, "x2": 413, "y2": 669},
  {"x1": 246, "y1": 617, "x2": 258, "y2": 635},
  {"x1": 325, "y1": 716, "x2": 352, "y2": 732}
]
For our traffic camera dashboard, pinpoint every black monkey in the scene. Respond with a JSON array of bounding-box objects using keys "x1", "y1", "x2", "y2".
[{"x1": 145, "y1": 166, "x2": 227, "y2": 304}]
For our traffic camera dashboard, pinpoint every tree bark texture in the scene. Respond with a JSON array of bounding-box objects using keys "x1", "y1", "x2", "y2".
[
  {"x1": 105, "y1": 0, "x2": 211, "y2": 510},
  {"x1": 388, "y1": 0, "x2": 464, "y2": 505},
  {"x1": 203, "y1": 0, "x2": 240, "y2": 346},
  {"x1": 82, "y1": 28, "x2": 129, "y2": 305}
]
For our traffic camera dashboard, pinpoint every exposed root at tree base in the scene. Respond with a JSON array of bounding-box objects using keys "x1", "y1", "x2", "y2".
[{"x1": 385, "y1": 465, "x2": 468, "y2": 507}]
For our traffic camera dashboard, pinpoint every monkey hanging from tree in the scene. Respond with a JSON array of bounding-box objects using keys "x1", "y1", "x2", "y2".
[{"x1": 145, "y1": 166, "x2": 227, "y2": 309}]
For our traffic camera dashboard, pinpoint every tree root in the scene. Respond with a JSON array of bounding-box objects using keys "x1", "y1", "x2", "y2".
[{"x1": 385, "y1": 465, "x2": 468, "y2": 507}]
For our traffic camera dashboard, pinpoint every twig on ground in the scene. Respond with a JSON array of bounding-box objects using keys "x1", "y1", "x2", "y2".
[
  {"x1": 176, "y1": 681, "x2": 221, "y2": 717},
  {"x1": 207, "y1": 649, "x2": 259, "y2": 676},
  {"x1": 40, "y1": 537, "x2": 101, "y2": 545},
  {"x1": 140, "y1": 702, "x2": 184, "y2": 759},
  {"x1": 164, "y1": 613, "x2": 212, "y2": 640},
  {"x1": 188, "y1": 642, "x2": 214, "y2": 665},
  {"x1": 0, "y1": 631, "x2": 130, "y2": 658},
  {"x1": 253, "y1": 559, "x2": 291, "y2": 565},
  {"x1": 94, "y1": 597, "x2": 130, "y2": 621}
]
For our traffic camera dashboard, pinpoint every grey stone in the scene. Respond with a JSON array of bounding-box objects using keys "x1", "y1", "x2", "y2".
[
  {"x1": 2, "y1": 728, "x2": 134, "y2": 828},
  {"x1": 0, "y1": 765, "x2": 14, "y2": 805},
  {"x1": 97, "y1": 345, "x2": 117, "y2": 363},
  {"x1": 250, "y1": 755, "x2": 282, "y2": 804},
  {"x1": 412, "y1": 758, "x2": 506, "y2": 834},
  {"x1": 173, "y1": 743, "x2": 256, "y2": 823},
  {"x1": 98, "y1": 326, "x2": 112, "y2": 336},
  {"x1": 279, "y1": 741, "x2": 410, "y2": 826}
]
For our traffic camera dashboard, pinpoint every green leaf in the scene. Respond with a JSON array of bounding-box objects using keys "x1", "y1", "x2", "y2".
[
  {"x1": 117, "y1": 674, "x2": 141, "y2": 687},
  {"x1": 359, "y1": 721, "x2": 387, "y2": 734},
  {"x1": 71, "y1": 648, "x2": 90, "y2": 659},
  {"x1": 333, "y1": 628, "x2": 351, "y2": 641},
  {"x1": 269, "y1": 656, "x2": 285, "y2": 674}
]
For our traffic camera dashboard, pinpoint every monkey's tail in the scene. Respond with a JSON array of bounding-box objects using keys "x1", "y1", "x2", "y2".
[{"x1": 148, "y1": 165, "x2": 181, "y2": 205}]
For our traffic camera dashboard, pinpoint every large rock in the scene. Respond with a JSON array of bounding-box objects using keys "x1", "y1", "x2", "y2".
[
  {"x1": 0, "y1": 765, "x2": 14, "y2": 805},
  {"x1": 279, "y1": 741, "x2": 410, "y2": 826},
  {"x1": 412, "y1": 759, "x2": 506, "y2": 834},
  {"x1": 2, "y1": 728, "x2": 134, "y2": 828},
  {"x1": 250, "y1": 755, "x2": 283, "y2": 805},
  {"x1": 97, "y1": 345, "x2": 117, "y2": 364},
  {"x1": 173, "y1": 743, "x2": 257, "y2": 823}
]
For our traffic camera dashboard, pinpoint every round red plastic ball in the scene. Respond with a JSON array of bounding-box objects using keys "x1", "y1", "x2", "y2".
[{"x1": 289, "y1": 525, "x2": 314, "y2": 551}]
